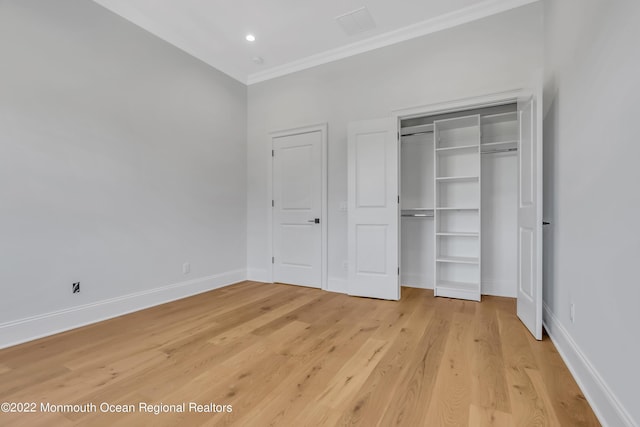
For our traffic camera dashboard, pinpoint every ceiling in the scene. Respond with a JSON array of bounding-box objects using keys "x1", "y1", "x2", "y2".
[{"x1": 93, "y1": 0, "x2": 537, "y2": 85}]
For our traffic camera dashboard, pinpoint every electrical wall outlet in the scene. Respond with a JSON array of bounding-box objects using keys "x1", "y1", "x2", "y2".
[
  {"x1": 72, "y1": 282, "x2": 80, "y2": 294},
  {"x1": 183, "y1": 262, "x2": 191, "y2": 275}
]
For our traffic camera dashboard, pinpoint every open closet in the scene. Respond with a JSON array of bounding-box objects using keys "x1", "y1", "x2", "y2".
[
  {"x1": 400, "y1": 104, "x2": 518, "y2": 301},
  {"x1": 347, "y1": 90, "x2": 542, "y2": 339}
]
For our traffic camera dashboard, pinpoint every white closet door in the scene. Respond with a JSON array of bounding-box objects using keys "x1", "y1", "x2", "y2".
[
  {"x1": 347, "y1": 118, "x2": 399, "y2": 300},
  {"x1": 517, "y1": 95, "x2": 543, "y2": 340}
]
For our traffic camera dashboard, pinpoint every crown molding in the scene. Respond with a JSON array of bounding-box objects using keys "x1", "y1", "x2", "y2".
[{"x1": 247, "y1": 0, "x2": 539, "y2": 85}]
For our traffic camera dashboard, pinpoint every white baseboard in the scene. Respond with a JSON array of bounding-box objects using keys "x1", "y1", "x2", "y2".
[
  {"x1": 0, "y1": 269, "x2": 247, "y2": 350},
  {"x1": 402, "y1": 283, "x2": 432, "y2": 290},
  {"x1": 327, "y1": 277, "x2": 347, "y2": 294},
  {"x1": 543, "y1": 303, "x2": 637, "y2": 427},
  {"x1": 400, "y1": 275, "x2": 514, "y2": 297},
  {"x1": 247, "y1": 268, "x2": 270, "y2": 283},
  {"x1": 401, "y1": 274, "x2": 433, "y2": 290},
  {"x1": 481, "y1": 280, "x2": 516, "y2": 298}
]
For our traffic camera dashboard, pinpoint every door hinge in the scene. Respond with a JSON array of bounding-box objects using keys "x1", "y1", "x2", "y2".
[
  {"x1": 272, "y1": 149, "x2": 274, "y2": 157},
  {"x1": 397, "y1": 267, "x2": 400, "y2": 275},
  {"x1": 272, "y1": 256, "x2": 275, "y2": 264},
  {"x1": 272, "y1": 200, "x2": 274, "y2": 207},
  {"x1": 397, "y1": 132, "x2": 400, "y2": 141},
  {"x1": 397, "y1": 195, "x2": 400, "y2": 204}
]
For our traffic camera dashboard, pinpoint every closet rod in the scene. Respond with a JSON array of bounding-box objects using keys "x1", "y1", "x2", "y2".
[
  {"x1": 401, "y1": 214, "x2": 434, "y2": 218},
  {"x1": 481, "y1": 147, "x2": 518, "y2": 154}
]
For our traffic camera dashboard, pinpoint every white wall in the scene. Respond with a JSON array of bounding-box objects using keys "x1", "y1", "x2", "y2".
[
  {"x1": 0, "y1": 0, "x2": 247, "y2": 348},
  {"x1": 543, "y1": 0, "x2": 640, "y2": 425},
  {"x1": 247, "y1": 4, "x2": 543, "y2": 290}
]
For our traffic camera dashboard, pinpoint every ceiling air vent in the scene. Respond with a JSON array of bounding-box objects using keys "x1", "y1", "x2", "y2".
[{"x1": 335, "y1": 7, "x2": 377, "y2": 36}]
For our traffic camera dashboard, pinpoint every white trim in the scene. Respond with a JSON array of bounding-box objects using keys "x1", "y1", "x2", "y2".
[
  {"x1": 268, "y1": 123, "x2": 329, "y2": 291},
  {"x1": 0, "y1": 269, "x2": 246, "y2": 350},
  {"x1": 401, "y1": 275, "x2": 433, "y2": 290},
  {"x1": 247, "y1": 268, "x2": 270, "y2": 283},
  {"x1": 247, "y1": 0, "x2": 539, "y2": 85},
  {"x1": 327, "y1": 277, "x2": 348, "y2": 294},
  {"x1": 543, "y1": 303, "x2": 637, "y2": 427},
  {"x1": 481, "y1": 280, "x2": 517, "y2": 298},
  {"x1": 400, "y1": 279, "x2": 514, "y2": 297},
  {"x1": 402, "y1": 283, "x2": 433, "y2": 290},
  {"x1": 393, "y1": 89, "x2": 527, "y2": 120}
]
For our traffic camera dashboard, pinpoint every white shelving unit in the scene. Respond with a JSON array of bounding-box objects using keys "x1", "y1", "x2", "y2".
[{"x1": 433, "y1": 115, "x2": 481, "y2": 301}]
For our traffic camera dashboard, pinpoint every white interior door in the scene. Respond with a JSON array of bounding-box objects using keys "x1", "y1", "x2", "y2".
[
  {"x1": 347, "y1": 118, "x2": 399, "y2": 300},
  {"x1": 517, "y1": 95, "x2": 543, "y2": 339},
  {"x1": 273, "y1": 130, "x2": 322, "y2": 288}
]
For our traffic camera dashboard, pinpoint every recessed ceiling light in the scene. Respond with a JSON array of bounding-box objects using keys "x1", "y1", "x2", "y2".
[{"x1": 245, "y1": 34, "x2": 256, "y2": 42}]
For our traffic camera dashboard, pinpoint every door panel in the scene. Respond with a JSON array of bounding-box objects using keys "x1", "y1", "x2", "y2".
[
  {"x1": 356, "y1": 224, "x2": 388, "y2": 275},
  {"x1": 356, "y1": 134, "x2": 387, "y2": 207},
  {"x1": 281, "y1": 145, "x2": 314, "y2": 209},
  {"x1": 347, "y1": 118, "x2": 399, "y2": 300},
  {"x1": 517, "y1": 95, "x2": 543, "y2": 340},
  {"x1": 280, "y1": 224, "x2": 316, "y2": 267},
  {"x1": 273, "y1": 131, "x2": 322, "y2": 288}
]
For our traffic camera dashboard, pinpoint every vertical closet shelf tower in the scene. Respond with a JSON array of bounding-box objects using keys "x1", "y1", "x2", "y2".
[{"x1": 434, "y1": 115, "x2": 482, "y2": 301}]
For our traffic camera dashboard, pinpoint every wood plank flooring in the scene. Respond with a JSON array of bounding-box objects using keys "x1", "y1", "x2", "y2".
[{"x1": 0, "y1": 281, "x2": 600, "y2": 426}]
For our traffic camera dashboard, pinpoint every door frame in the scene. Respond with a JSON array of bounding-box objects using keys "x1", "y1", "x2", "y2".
[
  {"x1": 392, "y1": 89, "x2": 530, "y2": 121},
  {"x1": 267, "y1": 123, "x2": 328, "y2": 290}
]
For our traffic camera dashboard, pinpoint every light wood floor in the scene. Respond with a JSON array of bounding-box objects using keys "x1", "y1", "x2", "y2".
[{"x1": 0, "y1": 281, "x2": 599, "y2": 426}]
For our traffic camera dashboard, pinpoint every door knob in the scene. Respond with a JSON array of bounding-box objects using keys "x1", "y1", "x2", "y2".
[{"x1": 307, "y1": 218, "x2": 320, "y2": 224}]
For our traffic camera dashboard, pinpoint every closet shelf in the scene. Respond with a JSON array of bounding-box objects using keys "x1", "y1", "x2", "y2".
[
  {"x1": 436, "y1": 256, "x2": 479, "y2": 265},
  {"x1": 481, "y1": 140, "x2": 518, "y2": 147},
  {"x1": 401, "y1": 123, "x2": 434, "y2": 136},
  {"x1": 435, "y1": 207, "x2": 479, "y2": 211},
  {"x1": 435, "y1": 144, "x2": 479, "y2": 152},
  {"x1": 436, "y1": 280, "x2": 479, "y2": 291},
  {"x1": 436, "y1": 232, "x2": 479, "y2": 237},
  {"x1": 434, "y1": 115, "x2": 480, "y2": 130},
  {"x1": 436, "y1": 281, "x2": 481, "y2": 301},
  {"x1": 435, "y1": 176, "x2": 479, "y2": 183},
  {"x1": 401, "y1": 208, "x2": 434, "y2": 218}
]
